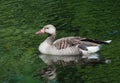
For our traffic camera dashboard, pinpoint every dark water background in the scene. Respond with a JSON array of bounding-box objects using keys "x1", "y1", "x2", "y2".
[{"x1": 0, "y1": 0, "x2": 120, "y2": 83}]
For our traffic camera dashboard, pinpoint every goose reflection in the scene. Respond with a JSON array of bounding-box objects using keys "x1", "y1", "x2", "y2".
[
  {"x1": 37, "y1": 53, "x2": 111, "y2": 82},
  {"x1": 39, "y1": 53, "x2": 110, "y2": 66}
]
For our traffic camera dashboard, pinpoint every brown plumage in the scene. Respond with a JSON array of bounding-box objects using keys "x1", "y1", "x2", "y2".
[{"x1": 53, "y1": 37, "x2": 107, "y2": 50}]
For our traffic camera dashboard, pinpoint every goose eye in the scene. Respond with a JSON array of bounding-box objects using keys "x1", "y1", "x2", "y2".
[{"x1": 45, "y1": 27, "x2": 49, "y2": 29}]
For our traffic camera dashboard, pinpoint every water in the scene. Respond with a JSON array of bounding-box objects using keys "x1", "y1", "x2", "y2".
[
  {"x1": 0, "y1": 0, "x2": 120, "y2": 83},
  {"x1": 39, "y1": 53, "x2": 111, "y2": 82}
]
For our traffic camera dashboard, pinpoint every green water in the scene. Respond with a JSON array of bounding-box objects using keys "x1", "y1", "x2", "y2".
[{"x1": 0, "y1": 0, "x2": 120, "y2": 83}]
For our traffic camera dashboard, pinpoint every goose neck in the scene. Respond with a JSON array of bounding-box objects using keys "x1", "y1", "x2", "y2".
[{"x1": 45, "y1": 34, "x2": 56, "y2": 45}]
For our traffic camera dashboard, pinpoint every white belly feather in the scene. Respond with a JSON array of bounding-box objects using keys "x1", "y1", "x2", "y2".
[
  {"x1": 81, "y1": 46, "x2": 101, "y2": 55},
  {"x1": 87, "y1": 46, "x2": 100, "y2": 53}
]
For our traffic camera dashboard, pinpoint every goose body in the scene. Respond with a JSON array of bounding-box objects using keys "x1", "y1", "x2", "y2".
[
  {"x1": 39, "y1": 37, "x2": 82, "y2": 56},
  {"x1": 36, "y1": 24, "x2": 112, "y2": 56}
]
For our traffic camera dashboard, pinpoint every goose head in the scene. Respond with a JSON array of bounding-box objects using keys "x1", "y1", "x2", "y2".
[{"x1": 36, "y1": 24, "x2": 56, "y2": 35}]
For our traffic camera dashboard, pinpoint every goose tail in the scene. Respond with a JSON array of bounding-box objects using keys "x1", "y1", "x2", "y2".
[{"x1": 104, "y1": 40, "x2": 112, "y2": 44}]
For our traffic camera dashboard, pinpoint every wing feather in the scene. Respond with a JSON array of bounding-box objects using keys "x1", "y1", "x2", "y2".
[
  {"x1": 53, "y1": 37, "x2": 105, "y2": 50},
  {"x1": 53, "y1": 37, "x2": 87, "y2": 50}
]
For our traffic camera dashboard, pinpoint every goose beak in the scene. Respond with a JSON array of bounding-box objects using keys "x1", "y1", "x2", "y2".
[{"x1": 35, "y1": 29, "x2": 45, "y2": 35}]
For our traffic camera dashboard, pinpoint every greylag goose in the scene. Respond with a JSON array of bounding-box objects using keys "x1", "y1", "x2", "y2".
[{"x1": 35, "y1": 24, "x2": 112, "y2": 56}]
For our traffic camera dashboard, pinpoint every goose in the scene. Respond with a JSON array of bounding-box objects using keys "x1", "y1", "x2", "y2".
[{"x1": 35, "y1": 24, "x2": 112, "y2": 57}]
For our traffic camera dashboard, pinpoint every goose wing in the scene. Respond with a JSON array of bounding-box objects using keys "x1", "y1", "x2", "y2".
[
  {"x1": 53, "y1": 37, "x2": 88, "y2": 50},
  {"x1": 53, "y1": 37, "x2": 107, "y2": 50}
]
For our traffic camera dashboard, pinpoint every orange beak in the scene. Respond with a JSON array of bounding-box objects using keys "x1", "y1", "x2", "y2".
[{"x1": 35, "y1": 29, "x2": 45, "y2": 35}]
